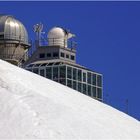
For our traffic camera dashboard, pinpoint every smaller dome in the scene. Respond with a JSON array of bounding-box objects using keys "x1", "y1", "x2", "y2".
[
  {"x1": 47, "y1": 27, "x2": 66, "y2": 47},
  {"x1": 47, "y1": 27, "x2": 65, "y2": 39},
  {"x1": 47, "y1": 26, "x2": 75, "y2": 48}
]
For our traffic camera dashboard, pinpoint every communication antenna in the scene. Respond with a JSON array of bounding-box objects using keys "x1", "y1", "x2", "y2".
[
  {"x1": 33, "y1": 23, "x2": 43, "y2": 48},
  {"x1": 125, "y1": 99, "x2": 129, "y2": 114},
  {"x1": 63, "y1": 28, "x2": 76, "y2": 49}
]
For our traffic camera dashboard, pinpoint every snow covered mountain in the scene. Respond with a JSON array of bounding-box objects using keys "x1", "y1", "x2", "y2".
[{"x1": 0, "y1": 59, "x2": 140, "y2": 139}]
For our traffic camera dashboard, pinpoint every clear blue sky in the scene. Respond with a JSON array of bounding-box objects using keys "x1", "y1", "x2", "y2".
[{"x1": 0, "y1": 1, "x2": 140, "y2": 120}]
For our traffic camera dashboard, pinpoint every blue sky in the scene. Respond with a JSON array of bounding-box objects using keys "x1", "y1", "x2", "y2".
[{"x1": 0, "y1": 1, "x2": 140, "y2": 120}]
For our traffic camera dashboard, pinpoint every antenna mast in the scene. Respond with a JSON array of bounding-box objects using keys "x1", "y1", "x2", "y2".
[
  {"x1": 125, "y1": 99, "x2": 129, "y2": 114},
  {"x1": 33, "y1": 23, "x2": 43, "y2": 48}
]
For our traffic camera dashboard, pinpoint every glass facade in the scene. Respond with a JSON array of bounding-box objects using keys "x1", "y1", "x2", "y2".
[
  {"x1": 78, "y1": 70, "x2": 82, "y2": 81},
  {"x1": 26, "y1": 63, "x2": 103, "y2": 101},
  {"x1": 40, "y1": 69, "x2": 45, "y2": 76},
  {"x1": 53, "y1": 67, "x2": 58, "y2": 82},
  {"x1": 46, "y1": 67, "x2": 52, "y2": 79}
]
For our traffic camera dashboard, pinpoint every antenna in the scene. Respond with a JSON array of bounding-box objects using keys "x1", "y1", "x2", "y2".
[
  {"x1": 33, "y1": 23, "x2": 43, "y2": 48},
  {"x1": 125, "y1": 99, "x2": 129, "y2": 114}
]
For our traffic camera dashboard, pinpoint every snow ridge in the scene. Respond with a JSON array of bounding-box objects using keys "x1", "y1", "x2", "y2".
[{"x1": 0, "y1": 59, "x2": 140, "y2": 139}]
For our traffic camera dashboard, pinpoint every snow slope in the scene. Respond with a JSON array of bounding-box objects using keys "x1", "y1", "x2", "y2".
[{"x1": 0, "y1": 59, "x2": 140, "y2": 140}]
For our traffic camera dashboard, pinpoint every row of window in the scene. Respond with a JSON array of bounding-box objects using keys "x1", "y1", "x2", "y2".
[
  {"x1": 31, "y1": 67, "x2": 102, "y2": 100},
  {"x1": 66, "y1": 79, "x2": 102, "y2": 99},
  {"x1": 39, "y1": 52, "x2": 58, "y2": 58},
  {"x1": 67, "y1": 66, "x2": 102, "y2": 87},
  {"x1": 60, "y1": 52, "x2": 75, "y2": 60},
  {"x1": 30, "y1": 65, "x2": 102, "y2": 87},
  {"x1": 27, "y1": 65, "x2": 102, "y2": 100},
  {"x1": 39, "y1": 52, "x2": 75, "y2": 61}
]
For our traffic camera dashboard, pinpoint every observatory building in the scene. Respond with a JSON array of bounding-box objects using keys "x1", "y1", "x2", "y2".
[
  {"x1": 0, "y1": 15, "x2": 30, "y2": 66},
  {"x1": 0, "y1": 15, "x2": 102, "y2": 101},
  {"x1": 25, "y1": 26, "x2": 103, "y2": 101}
]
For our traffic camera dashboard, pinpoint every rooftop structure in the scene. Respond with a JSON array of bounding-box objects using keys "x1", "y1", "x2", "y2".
[{"x1": 25, "y1": 25, "x2": 103, "y2": 101}]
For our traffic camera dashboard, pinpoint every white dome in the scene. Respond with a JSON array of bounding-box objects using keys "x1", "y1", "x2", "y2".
[
  {"x1": 47, "y1": 27, "x2": 65, "y2": 39},
  {"x1": 47, "y1": 27, "x2": 66, "y2": 47},
  {"x1": 47, "y1": 26, "x2": 75, "y2": 48}
]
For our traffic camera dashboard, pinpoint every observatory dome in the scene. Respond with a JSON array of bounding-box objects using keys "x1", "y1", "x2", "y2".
[
  {"x1": 47, "y1": 27, "x2": 65, "y2": 39},
  {"x1": 47, "y1": 26, "x2": 74, "y2": 47},
  {"x1": 0, "y1": 15, "x2": 29, "y2": 45}
]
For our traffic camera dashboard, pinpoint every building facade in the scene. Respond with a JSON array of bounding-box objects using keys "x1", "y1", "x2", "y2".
[{"x1": 25, "y1": 26, "x2": 103, "y2": 101}]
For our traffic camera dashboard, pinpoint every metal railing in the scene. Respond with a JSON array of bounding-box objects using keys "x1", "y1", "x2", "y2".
[{"x1": 37, "y1": 38, "x2": 77, "y2": 48}]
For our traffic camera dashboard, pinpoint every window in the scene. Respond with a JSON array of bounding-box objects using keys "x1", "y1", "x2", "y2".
[
  {"x1": 47, "y1": 53, "x2": 51, "y2": 57},
  {"x1": 88, "y1": 85, "x2": 91, "y2": 96},
  {"x1": 39, "y1": 53, "x2": 45, "y2": 58},
  {"x1": 47, "y1": 63, "x2": 53, "y2": 66},
  {"x1": 61, "y1": 52, "x2": 65, "y2": 57},
  {"x1": 54, "y1": 62, "x2": 60, "y2": 65},
  {"x1": 67, "y1": 79, "x2": 72, "y2": 88},
  {"x1": 92, "y1": 74, "x2": 96, "y2": 86},
  {"x1": 71, "y1": 55, "x2": 75, "y2": 60},
  {"x1": 27, "y1": 69, "x2": 32, "y2": 72},
  {"x1": 73, "y1": 68, "x2": 77, "y2": 80},
  {"x1": 41, "y1": 63, "x2": 47, "y2": 66},
  {"x1": 46, "y1": 67, "x2": 52, "y2": 79},
  {"x1": 87, "y1": 72, "x2": 91, "y2": 84},
  {"x1": 73, "y1": 81, "x2": 77, "y2": 90},
  {"x1": 67, "y1": 66, "x2": 72, "y2": 79},
  {"x1": 53, "y1": 52, "x2": 59, "y2": 57},
  {"x1": 78, "y1": 69, "x2": 82, "y2": 81},
  {"x1": 53, "y1": 67, "x2": 58, "y2": 81},
  {"x1": 83, "y1": 72, "x2": 86, "y2": 82},
  {"x1": 33, "y1": 68, "x2": 38, "y2": 74},
  {"x1": 0, "y1": 35, "x2": 4, "y2": 39},
  {"x1": 60, "y1": 79, "x2": 66, "y2": 85},
  {"x1": 97, "y1": 75, "x2": 102, "y2": 87},
  {"x1": 40, "y1": 69, "x2": 45, "y2": 77},
  {"x1": 97, "y1": 88, "x2": 102, "y2": 99},
  {"x1": 78, "y1": 82, "x2": 82, "y2": 92},
  {"x1": 60, "y1": 66, "x2": 66, "y2": 78},
  {"x1": 92, "y1": 86, "x2": 96, "y2": 98},
  {"x1": 83, "y1": 84, "x2": 87, "y2": 94},
  {"x1": 66, "y1": 54, "x2": 69, "y2": 59}
]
